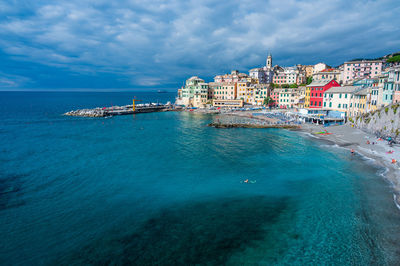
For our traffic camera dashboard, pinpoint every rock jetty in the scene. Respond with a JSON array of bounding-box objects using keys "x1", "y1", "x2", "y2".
[
  {"x1": 65, "y1": 108, "x2": 108, "y2": 117},
  {"x1": 64, "y1": 103, "x2": 175, "y2": 117}
]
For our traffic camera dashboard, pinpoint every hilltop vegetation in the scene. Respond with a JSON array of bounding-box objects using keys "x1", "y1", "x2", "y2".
[{"x1": 386, "y1": 55, "x2": 400, "y2": 63}]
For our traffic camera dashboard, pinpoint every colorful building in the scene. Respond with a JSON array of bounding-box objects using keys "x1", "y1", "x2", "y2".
[
  {"x1": 343, "y1": 60, "x2": 383, "y2": 84},
  {"x1": 393, "y1": 67, "x2": 400, "y2": 104},
  {"x1": 305, "y1": 86, "x2": 311, "y2": 108},
  {"x1": 382, "y1": 68, "x2": 395, "y2": 106},
  {"x1": 312, "y1": 63, "x2": 328, "y2": 74},
  {"x1": 253, "y1": 84, "x2": 270, "y2": 105},
  {"x1": 214, "y1": 70, "x2": 248, "y2": 83},
  {"x1": 177, "y1": 76, "x2": 209, "y2": 107},
  {"x1": 270, "y1": 88, "x2": 281, "y2": 106},
  {"x1": 323, "y1": 86, "x2": 358, "y2": 116},
  {"x1": 313, "y1": 68, "x2": 342, "y2": 84},
  {"x1": 349, "y1": 87, "x2": 370, "y2": 117},
  {"x1": 212, "y1": 82, "x2": 237, "y2": 100},
  {"x1": 307, "y1": 79, "x2": 340, "y2": 108},
  {"x1": 279, "y1": 89, "x2": 300, "y2": 108}
]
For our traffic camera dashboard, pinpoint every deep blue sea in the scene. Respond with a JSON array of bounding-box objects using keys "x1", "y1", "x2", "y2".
[{"x1": 1, "y1": 91, "x2": 400, "y2": 265}]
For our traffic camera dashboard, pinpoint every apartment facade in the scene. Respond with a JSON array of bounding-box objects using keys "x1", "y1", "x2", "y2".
[
  {"x1": 343, "y1": 60, "x2": 383, "y2": 84},
  {"x1": 307, "y1": 79, "x2": 340, "y2": 108},
  {"x1": 323, "y1": 86, "x2": 358, "y2": 115},
  {"x1": 177, "y1": 76, "x2": 209, "y2": 107}
]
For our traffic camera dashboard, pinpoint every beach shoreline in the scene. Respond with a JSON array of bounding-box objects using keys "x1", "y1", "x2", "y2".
[{"x1": 296, "y1": 123, "x2": 400, "y2": 209}]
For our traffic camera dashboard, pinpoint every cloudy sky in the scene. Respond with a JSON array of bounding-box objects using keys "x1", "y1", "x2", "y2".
[{"x1": 0, "y1": 0, "x2": 399, "y2": 90}]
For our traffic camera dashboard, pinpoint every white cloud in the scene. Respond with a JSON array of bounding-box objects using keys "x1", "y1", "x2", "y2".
[{"x1": 0, "y1": 0, "x2": 399, "y2": 88}]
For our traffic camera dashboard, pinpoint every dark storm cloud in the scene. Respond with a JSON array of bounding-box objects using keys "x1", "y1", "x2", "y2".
[{"x1": 0, "y1": 0, "x2": 399, "y2": 89}]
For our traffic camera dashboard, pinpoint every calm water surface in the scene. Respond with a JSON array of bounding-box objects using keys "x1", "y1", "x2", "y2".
[{"x1": 1, "y1": 92, "x2": 400, "y2": 265}]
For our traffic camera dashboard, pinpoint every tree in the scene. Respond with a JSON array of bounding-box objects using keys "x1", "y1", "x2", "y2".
[
  {"x1": 282, "y1": 84, "x2": 290, "y2": 88},
  {"x1": 306, "y1": 76, "x2": 313, "y2": 85},
  {"x1": 263, "y1": 96, "x2": 274, "y2": 106},
  {"x1": 289, "y1": 83, "x2": 298, "y2": 88}
]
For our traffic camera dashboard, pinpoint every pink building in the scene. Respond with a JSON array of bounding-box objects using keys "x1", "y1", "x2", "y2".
[
  {"x1": 343, "y1": 60, "x2": 383, "y2": 84},
  {"x1": 273, "y1": 73, "x2": 287, "y2": 84},
  {"x1": 393, "y1": 67, "x2": 400, "y2": 104}
]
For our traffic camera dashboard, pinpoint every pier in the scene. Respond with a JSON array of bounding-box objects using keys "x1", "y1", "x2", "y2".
[{"x1": 64, "y1": 103, "x2": 179, "y2": 117}]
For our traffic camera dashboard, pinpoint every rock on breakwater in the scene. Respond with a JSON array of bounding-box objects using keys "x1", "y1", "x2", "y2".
[
  {"x1": 64, "y1": 104, "x2": 174, "y2": 117},
  {"x1": 64, "y1": 108, "x2": 108, "y2": 117}
]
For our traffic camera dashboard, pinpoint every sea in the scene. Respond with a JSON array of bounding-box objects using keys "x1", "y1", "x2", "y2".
[{"x1": 1, "y1": 91, "x2": 400, "y2": 265}]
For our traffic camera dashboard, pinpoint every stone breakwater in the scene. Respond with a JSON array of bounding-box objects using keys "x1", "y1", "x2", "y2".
[
  {"x1": 64, "y1": 104, "x2": 176, "y2": 117},
  {"x1": 65, "y1": 108, "x2": 108, "y2": 117}
]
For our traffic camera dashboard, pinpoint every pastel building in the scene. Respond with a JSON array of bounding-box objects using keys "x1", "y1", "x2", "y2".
[
  {"x1": 323, "y1": 86, "x2": 358, "y2": 115},
  {"x1": 177, "y1": 76, "x2": 209, "y2": 107},
  {"x1": 312, "y1": 63, "x2": 328, "y2": 74},
  {"x1": 304, "y1": 86, "x2": 311, "y2": 108},
  {"x1": 307, "y1": 79, "x2": 340, "y2": 108},
  {"x1": 392, "y1": 66, "x2": 400, "y2": 104},
  {"x1": 349, "y1": 87, "x2": 370, "y2": 117},
  {"x1": 343, "y1": 60, "x2": 383, "y2": 84},
  {"x1": 279, "y1": 89, "x2": 300, "y2": 108},
  {"x1": 214, "y1": 70, "x2": 248, "y2": 83},
  {"x1": 382, "y1": 68, "x2": 396, "y2": 106},
  {"x1": 313, "y1": 69, "x2": 342, "y2": 84},
  {"x1": 253, "y1": 84, "x2": 270, "y2": 105},
  {"x1": 249, "y1": 53, "x2": 274, "y2": 84},
  {"x1": 270, "y1": 88, "x2": 282, "y2": 106},
  {"x1": 212, "y1": 82, "x2": 237, "y2": 100}
]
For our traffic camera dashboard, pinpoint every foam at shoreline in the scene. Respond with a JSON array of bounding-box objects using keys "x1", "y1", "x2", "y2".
[{"x1": 298, "y1": 123, "x2": 400, "y2": 211}]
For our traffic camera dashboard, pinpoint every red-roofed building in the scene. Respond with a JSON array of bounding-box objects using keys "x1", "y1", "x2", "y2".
[
  {"x1": 312, "y1": 68, "x2": 342, "y2": 84},
  {"x1": 307, "y1": 79, "x2": 340, "y2": 108}
]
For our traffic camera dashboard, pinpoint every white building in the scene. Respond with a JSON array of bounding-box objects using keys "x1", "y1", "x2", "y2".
[
  {"x1": 313, "y1": 63, "x2": 328, "y2": 74},
  {"x1": 323, "y1": 86, "x2": 359, "y2": 115}
]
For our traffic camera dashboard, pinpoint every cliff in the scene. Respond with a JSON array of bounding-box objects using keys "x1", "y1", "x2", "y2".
[{"x1": 352, "y1": 103, "x2": 400, "y2": 142}]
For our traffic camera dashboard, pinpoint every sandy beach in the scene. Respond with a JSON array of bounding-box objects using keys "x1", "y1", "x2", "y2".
[{"x1": 298, "y1": 123, "x2": 400, "y2": 208}]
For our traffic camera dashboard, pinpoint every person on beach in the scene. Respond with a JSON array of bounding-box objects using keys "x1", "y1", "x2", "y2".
[{"x1": 351, "y1": 149, "x2": 355, "y2": 155}]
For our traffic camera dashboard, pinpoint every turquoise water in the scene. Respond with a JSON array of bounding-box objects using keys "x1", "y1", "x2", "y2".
[{"x1": 1, "y1": 92, "x2": 400, "y2": 265}]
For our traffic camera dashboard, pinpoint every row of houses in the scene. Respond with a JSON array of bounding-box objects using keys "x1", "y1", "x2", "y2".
[
  {"x1": 176, "y1": 53, "x2": 398, "y2": 112},
  {"x1": 305, "y1": 66, "x2": 400, "y2": 117}
]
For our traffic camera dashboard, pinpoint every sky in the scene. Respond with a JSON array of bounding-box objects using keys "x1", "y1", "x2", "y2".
[{"x1": 0, "y1": 0, "x2": 399, "y2": 90}]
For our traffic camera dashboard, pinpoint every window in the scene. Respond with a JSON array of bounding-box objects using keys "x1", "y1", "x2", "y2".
[
  {"x1": 324, "y1": 102, "x2": 326, "y2": 107},
  {"x1": 339, "y1": 94, "x2": 342, "y2": 98},
  {"x1": 345, "y1": 94, "x2": 347, "y2": 98},
  {"x1": 338, "y1": 104, "x2": 341, "y2": 108}
]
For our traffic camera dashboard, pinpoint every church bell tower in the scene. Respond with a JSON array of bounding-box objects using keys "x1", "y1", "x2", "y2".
[{"x1": 266, "y1": 52, "x2": 272, "y2": 69}]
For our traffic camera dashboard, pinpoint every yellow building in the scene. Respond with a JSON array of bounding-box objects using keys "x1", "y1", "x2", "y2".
[
  {"x1": 253, "y1": 84, "x2": 270, "y2": 105},
  {"x1": 349, "y1": 87, "x2": 370, "y2": 117},
  {"x1": 212, "y1": 82, "x2": 236, "y2": 100},
  {"x1": 304, "y1": 87, "x2": 311, "y2": 108},
  {"x1": 279, "y1": 89, "x2": 300, "y2": 108}
]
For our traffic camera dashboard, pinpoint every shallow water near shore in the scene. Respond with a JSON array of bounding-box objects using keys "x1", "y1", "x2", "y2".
[{"x1": 1, "y1": 92, "x2": 400, "y2": 265}]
